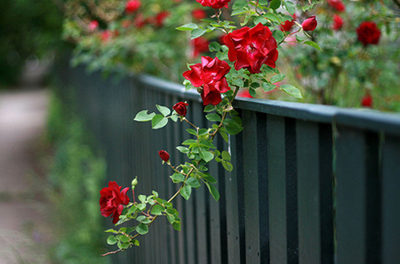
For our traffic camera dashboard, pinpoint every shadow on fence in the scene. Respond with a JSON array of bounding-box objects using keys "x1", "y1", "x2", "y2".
[{"x1": 55, "y1": 60, "x2": 400, "y2": 264}]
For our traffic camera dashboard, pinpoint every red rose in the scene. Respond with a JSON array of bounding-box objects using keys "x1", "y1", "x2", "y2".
[
  {"x1": 191, "y1": 37, "x2": 210, "y2": 58},
  {"x1": 327, "y1": 0, "x2": 345, "y2": 12},
  {"x1": 332, "y1": 15, "x2": 343, "y2": 30},
  {"x1": 154, "y1": 11, "x2": 169, "y2": 27},
  {"x1": 280, "y1": 14, "x2": 296, "y2": 32},
  {"x1": 88, "y1": 20, "x2": 99, "y2": 31},
  {"x1": 192, "y1": 9, "x2": 207, "y2": 20},
  {"x1": 158, "y1": 150, "x2": 170, "y2": 162},
  {"x1": 238, "y1": 90, "x2": 253, "y2": 98},
  {"x1": 195, "y1": 0, "x2": 231, "y2": 9},
  {"x1": 99, "y1": 181, "x2": 130, "y2": 224},
  {"x1": 183, "y1": 56, "x2": 231, "y2": 105},
  {"x1": 125, "y1": 0, "x2": 141, "y2": 14},
  {"x1": 361, "y1": 93, "x2": 373, "y2": 108},
  {"x1": 100, "y1": 30, "x2": 112, "y2": 42},
  {"x1": 134, "y1": 14, "x2": 148, "y2": 28},
  {"x1": 223, "y1": 23, "x2": 278, "y2": 74},
  {"x1": 302, "y1": 16, "x2": 317, "y2": 31},
  {"x1": 173, "y1": 102, "x2": 189, "y2": 117},
  {"x1": 356, "y1": 21, "x2": 381, "y2": 46}
]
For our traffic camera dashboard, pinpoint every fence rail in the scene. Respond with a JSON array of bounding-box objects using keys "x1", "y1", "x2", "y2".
[{"x1": 56, "y1": 62, "x2": 400, "y2": 264}]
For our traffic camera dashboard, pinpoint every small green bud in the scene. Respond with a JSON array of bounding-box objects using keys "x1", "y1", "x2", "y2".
[{"x1": 132, "y1": 177, "x2": 138, "y2": 189}]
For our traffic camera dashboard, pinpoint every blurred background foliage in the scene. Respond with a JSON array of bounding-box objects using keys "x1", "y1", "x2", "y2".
[
  {"x1": 46, "y1": 90, "x2": 110, "y2": 264},
  {"x1": 61, "y1": 0, "x2": 400, "y2": 111},
  {"x1": 0, "y1": 0, "x2": 64, "y2": 87}
]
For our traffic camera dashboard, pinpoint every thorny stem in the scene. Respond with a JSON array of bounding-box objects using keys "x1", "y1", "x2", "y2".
[
  {"x1": 102, "y1": 248, "x2": 122, "y2": 256},
  {"x1": 211, "y1": 85, "x2": 240, "y2": 140},
  {"x1": 184, "y1": 118, "x2": 198, "y2": 129}
]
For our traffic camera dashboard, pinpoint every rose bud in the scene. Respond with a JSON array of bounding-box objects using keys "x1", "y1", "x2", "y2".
[
  {"x1": 158, "y1": 150, "x2": 170, "y2": 162},
  {"x1": 302, "y1": 16, "x2": 317, "y2": 31},
  {"x1": 173, "y1": 102, "x2": 189, "y2": 117},
  {"x1": 361, "y1": 93, "x2": 373, "y2": 108}
]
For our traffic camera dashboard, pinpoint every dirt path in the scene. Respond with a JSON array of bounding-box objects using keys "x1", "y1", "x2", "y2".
[{"x1": 0, "y1": 89, "x2": 53, "y2": 263}]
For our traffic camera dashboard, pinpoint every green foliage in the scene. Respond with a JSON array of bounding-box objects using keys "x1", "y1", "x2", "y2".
[
  {"x1": 0, "y1": 0, "x2": 63, "y2": 87},
  {"x1": 46, "y1": 90, "x2": 109, "y2": 264}
]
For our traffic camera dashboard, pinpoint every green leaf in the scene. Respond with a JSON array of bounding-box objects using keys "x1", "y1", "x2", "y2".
[
  {"x1": 191, "y1": 28, "x2": 207, "y2": 39},
  {"x1": 199, "y1": 140, "x2": 216, "y2": 149},
  {"x1": 272, "y1": 30, "x2": 285, "y2": 43},
  {"x1": 224, "y1": 119, "x2": 243, "y2": 135},
  {"x1": 134, "y1": 110, "x2": 156, "y2": 122},
  {"x1": 172, "y1": 221, "x2": 181, "y2": 231},
  {"x1": 209, "y1": 42, "x2": 221, "y2": 52},
  {"x1": 170, "y1": 114, "x2": 178, "y2": 122},
  {"x1": 249, "y1": 88, "x2": 257, "y2": 98},
  {"x1": 107, "y1": 235, "x2": 117, "y2": 245},
  {"x1": 204, "y1": 105, "x2": 215, "y2": 112},
  {"x1": 269, "y1": 0, "x2": 281, "y2": 10},
  {"x1": 265, "y1": 13, "x2": 280, "y2": 23},
  {"x1": 137, "y1": 203, "x2": 146, "y2": 211},
  {"x1": 222, "y1": 161, "x2": 233, "y2": 172},
  {"x1": 219, "y1": 131, "x2": 229, "y2": 143},
  {"x1": 120, "y1": 235, "x2": 130, "y2": 243},
  {"x1": 105, "y1": 229, "x2": 118, "y2": 233},
  {"x1": 284, "y1": 0, "x2": 295, "y2": 14},
  {"x1": 201, "y1": 172, "x2": 217, "y2": 184},
  {"x1": 232, "y1": 78, "x2": 244, "y2": 87},
  {"x1": 295, "y1": 35, "x2": 304, "y2": 42},
  {"x1": 304, "y1": 40, "x2": 322, "y2": 51},
  {"x1": 199, "y1": 148, "x2": 214, "y2": 162},
  {"x1": 186, "y1": 128, "x2": 197, "y2": 136},
  {"x1": 136, "y1": 223, "x2": 149, "y2": 235},
  {"x1": 133, "y1": 239, "x2": 140, "y2": 247},
  {"x1": 206, "y1": 113, "x2": 222, "y2": 122},
  {"x1": 156, "y1": 105, "x2": 171, "y2": 116},
  {"x1": 182, "y1": 139, "x2": 197, "y2": 145},
  {"x1": 180, "y1": 184, "x2": 192, "y2": 200},
  {"x1": 205, "y1": 182, "x2": 220, "y2": 201},
  {"x1": 198, "y1": 128, "x2": 209, "y2": 136},
  {"x1": 170, "y1": 172, "x2": 185, "y2": 183},
  {"x1": 261, "y1": 82, "x2": 276, "y2": 92},
  {"x1": 281, "y1": 84, "x2": 303, "y2": 99},
  {"x1": 136, "y1": 215, "x2": 146, "y2": 222},
  {"x1": 176, "y1": 23, "x2": 198, "y2": 31},
  {"x1": 176, "y1": 146, "x2": 189, "y2": 154},
  {"x1": 138, "y1": 195, "x2": 146, "y2": 203},
  {"x1": 167, "y1": 214, "x2": 175, "y2": 224},
  {"x1": 221, "y1": 151, "x2": 231, "y2": 161},
  {"x1": 127, "y1": 205, "x2": 137, "y2": 215},
  {"x1": 270, "y1": 74, "x2": 286, "y2": 84},
  {"x1": 152, "y1": 114, "x2": 168, "y2": 129},
  {"x1": 151, "y1": 204, "x2": 164, "y2": 215},
  {"x1": 186, "y1": 177, "x2": 201, "y2": 188}
]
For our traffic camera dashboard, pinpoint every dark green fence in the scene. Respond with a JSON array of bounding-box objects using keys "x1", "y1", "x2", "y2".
[{"x1": 56, "y1": 63, "x2": 400, "y2": 264}]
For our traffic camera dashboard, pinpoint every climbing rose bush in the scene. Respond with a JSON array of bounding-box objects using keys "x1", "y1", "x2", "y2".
[{"x1": 99, "y1": 181, "x2": 130, "y2": 224}]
